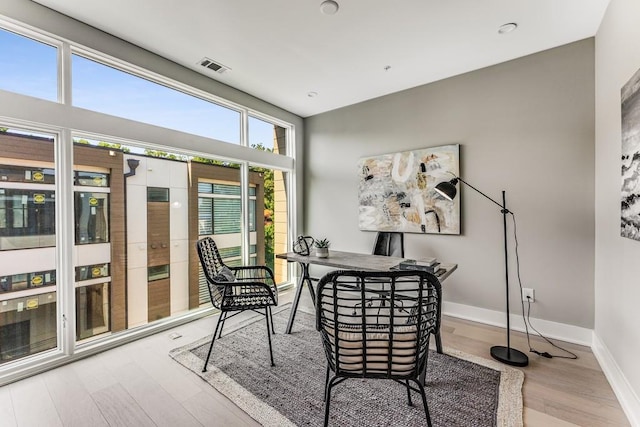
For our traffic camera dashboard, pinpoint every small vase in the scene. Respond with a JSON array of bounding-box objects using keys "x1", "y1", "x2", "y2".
[{"x1": 315, "y1": 248, "x2": 329, "y2": 258}]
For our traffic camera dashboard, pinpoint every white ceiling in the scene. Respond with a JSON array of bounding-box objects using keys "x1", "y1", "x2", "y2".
[{"x1": 34, "y1": 0, "x2": 610, "y2": 118}]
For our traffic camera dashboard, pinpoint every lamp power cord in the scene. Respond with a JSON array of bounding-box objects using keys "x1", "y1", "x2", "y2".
[{"x1": 511, "y1": 213, "x2": 578, "y2": 360}]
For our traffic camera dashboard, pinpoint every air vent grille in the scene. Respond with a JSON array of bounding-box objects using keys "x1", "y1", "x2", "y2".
[{"x1": 198, "y1": 57, "x2": 230, "y2": 74}]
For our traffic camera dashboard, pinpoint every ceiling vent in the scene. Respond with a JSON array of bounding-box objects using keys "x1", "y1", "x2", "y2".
[{"x1": 198, "y1": 57, "x2": 230, "y2": 74}]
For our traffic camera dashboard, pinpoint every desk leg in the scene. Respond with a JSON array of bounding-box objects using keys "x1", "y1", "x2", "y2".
[{"x1": 286, "y1": 263, "x2": 312, "y2": 334}]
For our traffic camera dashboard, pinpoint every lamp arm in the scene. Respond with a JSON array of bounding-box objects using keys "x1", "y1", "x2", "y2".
[{"x1": 455, "y1": 176, "x2": 511, "y2": 214}]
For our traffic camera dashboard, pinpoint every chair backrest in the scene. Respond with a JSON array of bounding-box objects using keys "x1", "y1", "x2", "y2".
[
  {"x1": 316, "y1": 269, "x2": 439, "y2": 379},
  {"x1": 372, "y1": 232, "x2": 404, "y2": 258},
  {"x1": 196, "y1": 237, "x2": 228, "y2": 308}
]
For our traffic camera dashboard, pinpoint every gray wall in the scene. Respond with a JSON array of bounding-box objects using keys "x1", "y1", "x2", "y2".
[
  {"x1": 305, "y1": 39, "x2": 595, "y2": 329},
  {"x1": 595, "y1": 0, "x2": 640, "y2": 418}
]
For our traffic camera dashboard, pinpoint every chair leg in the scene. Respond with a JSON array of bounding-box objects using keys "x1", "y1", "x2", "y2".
[
  {"x1": 414, "y1": 379, "x2": 433, "y2": 427},
  {"x1": 265, "y1": 308, "x2": 275, "y2": 367},
  {"x1": 406, "y1": 379, "x2": 413, "y2": 406},
  {"x1": 435, "y1": 330, "x2": 443, "y2": 354},
  {"x1": 202, "y1": 311, "x2": 225, "y2": 373},
  {"x1": 324, "y1": 377, "x2": 338, "y2": 427},
  {"x1": 323, "y1": 365, "x2": 330, "y2": 402},
  {"x1": 268, "y1": 306, "x2": 275, "y2": 334},
  {"x1": 217, "y1": 311, "x2": 228, "y2": 339}
]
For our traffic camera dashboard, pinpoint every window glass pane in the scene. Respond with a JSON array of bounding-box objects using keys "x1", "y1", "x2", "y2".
[
  {"x1": 72, "y1": 138, "x2": 125, "y2": 340},
  {"x1": 1, "y1": 292, "x2": 57, "y2": 363},
  {"x1": 147, "y1": 187, "x2": 169, "y2": 202},
  {"x1": 75, "y1": 263, "x2": 110, "y2": 281},
  {"x1": 74, "y1": 192, "x2": 109, "y2": 245},
  {"x1": 76, "y1": 283, "x2": 109, "y2": 340},
  {"x1": 1, "y1": 270, "x2": 56, "y2": 294},
  {"x1": 249, "y1": 164, "x2": 289, "y2": 285},
  {"x1": 213, "y1": 199, "x2": 240, "y2": 234},
  {"x1": 213, "y1": 183, "x2": 240, "y2": 196},
  {"x1": 148, "y1": 265, "x2": 170, "y2": 281},
  {"x1": 193, "y1": 157, "x2": 245, "y2": 306},
  {"x1": 75, "y1": 171, "x2": 109, "y2": 187},
  {"x1": 0, "y1": 165, "x2": 55, "y2": 184},
  {"x1": 249, "y1": 116, "x2": 287, "y2": 156},
  {"x1": 0, "y1": 189, "x2": 56, "y2": 250},
  {"x1": 72, "y1": 54, "x2": 241, "y2": 143},
  {"x1": 0, "y1": 126, "x2": 58, "y2": 364},
  {"x1": 0, "y1": 28, "x2": 57, "y2": 102},
  {"x1": 198, "y1": 197, "x2": 212, "y2": 235},
  {"x1": 218, "y1": 246, "x2": 241, "y2": 259},
  {"x1": 197, "y1": 183, "x2": 213, "y2": 194}
]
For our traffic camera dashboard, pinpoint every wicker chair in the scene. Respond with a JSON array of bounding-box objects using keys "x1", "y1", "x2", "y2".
[
  {"x1": 316, "y1": 269, "x2": 441, "y2": 427},
  {"x1": 196, "y1": 237, "x2": 278, "y2": 370},
  {"x1": 372, "y1": 232, "x2": 445, "y2": 354}
]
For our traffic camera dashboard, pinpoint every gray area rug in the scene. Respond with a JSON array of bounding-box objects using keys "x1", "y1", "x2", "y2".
[{"x1": 170, "y1": 306, "x2": 524, "y2": 427}]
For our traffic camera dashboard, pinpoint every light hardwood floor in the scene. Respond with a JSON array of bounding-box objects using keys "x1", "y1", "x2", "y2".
[{"x1": 0, "y1": 288, "x2": 630, "y2": 426}]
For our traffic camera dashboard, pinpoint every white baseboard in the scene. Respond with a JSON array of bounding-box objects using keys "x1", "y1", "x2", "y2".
[
  {"x1": 442, "y1": 301, "x2": 593, "y2": 346},
  {"x1": 592, "y1": 333, "x2": 640, "y2": 427}
]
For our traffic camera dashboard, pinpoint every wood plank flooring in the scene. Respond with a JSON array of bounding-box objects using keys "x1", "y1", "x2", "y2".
[{"x1": 0, "y1": 287, "x2": 630, "y2": 426}]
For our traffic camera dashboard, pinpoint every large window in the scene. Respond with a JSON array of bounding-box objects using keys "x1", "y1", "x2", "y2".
[
  {"x1": 0, "y1": 28, "x2": 58, "y2": 102},
  {"x1": 72, "y1": 54, "x2": 242, "y2": 143},
  {"x1": 0, "y1": 20, "x2": 294, "y2": 383}
]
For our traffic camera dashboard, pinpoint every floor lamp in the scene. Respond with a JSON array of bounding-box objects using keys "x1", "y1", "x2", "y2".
[{"x1": 435, "y1": 176, "x2": 529, "y2": 367}]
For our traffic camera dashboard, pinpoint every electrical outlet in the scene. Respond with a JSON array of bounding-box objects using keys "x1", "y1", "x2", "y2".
[{"x1": 522, "y1": 288, "x2": 535, "y2": 302}]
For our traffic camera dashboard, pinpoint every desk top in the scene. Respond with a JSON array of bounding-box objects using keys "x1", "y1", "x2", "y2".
[{"x1": 276, "y1": 250, "x2": 457, "y2": 282}]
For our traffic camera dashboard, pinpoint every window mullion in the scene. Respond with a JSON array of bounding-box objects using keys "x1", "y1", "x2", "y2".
[
  {"x1": 60, "y1": 42, "x2": 72, "y2": 104},
  {"x1": 240, "y1": 162, "x2": 250, "y2": 265},
  {"x1": 56, "y1": 128, "x2": 76, "y2": 355}
]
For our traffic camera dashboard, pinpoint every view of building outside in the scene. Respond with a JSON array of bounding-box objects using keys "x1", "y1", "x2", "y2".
[
  {"x1": 0, "y1": 127, "x2": 289, "y2": 364},
  {"x1": 0, "y1": 130, "x2": 58, "y2": 363},
  {"x1": 0, "y1": 22, "x2": 293, "y2": 369}
]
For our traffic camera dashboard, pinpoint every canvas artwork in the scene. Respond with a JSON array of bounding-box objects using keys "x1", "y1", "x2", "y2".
[
  {"x1": 357, "y1": 144, "x2": 460, "y2": 234},
  {"x1": 621, "y1": 67, "x2": 640, "y2": 241}
]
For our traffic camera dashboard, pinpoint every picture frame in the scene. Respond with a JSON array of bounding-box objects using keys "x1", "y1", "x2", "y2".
[{"x1": 357, "y1": 144, "x2": 460, "y2": 234}]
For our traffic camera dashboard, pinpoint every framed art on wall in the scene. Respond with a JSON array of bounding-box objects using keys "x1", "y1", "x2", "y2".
[
  {"x1": 621, "y1": 67, "x2": 640, "y2": 241},
  {"x1": 357, "y1": 144, "x2": 460, "y2": 234}
]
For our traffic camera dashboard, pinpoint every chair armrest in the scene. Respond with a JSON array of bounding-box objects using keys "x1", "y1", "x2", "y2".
[
  {"x1": 210, "y1": 279, "x2": 277, "y2": 301},
  {"x1": 230, "y1": 265, "x2": 276, "y2": 282}
]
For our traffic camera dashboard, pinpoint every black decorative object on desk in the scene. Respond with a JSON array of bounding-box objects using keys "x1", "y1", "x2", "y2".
[
  {"x1": 293, "y1": 235, "x2": 314, "y2": 256},
  {"x1": 435, "y1": 176, "x2": 529, "y2": 367}
]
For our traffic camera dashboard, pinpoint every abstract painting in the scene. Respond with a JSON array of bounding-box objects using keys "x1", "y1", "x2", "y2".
[
  {"x1": 621, "y1": 67, "x2": 640, "y2": 241},
  {"x1": 357, "y1": 144, "x2": 460, "y2": 234}
]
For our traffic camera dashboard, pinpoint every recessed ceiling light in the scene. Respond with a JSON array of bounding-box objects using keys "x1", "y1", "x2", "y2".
[
  {"x1": 320, "y1": 1, "x2": 339, "y2": 15},
  {"x1": 498, "y1": 23, "x2": 518, "y2": 34},
  {"x1": 308, "y1": 91, "x2": 318, "y2": 98}
]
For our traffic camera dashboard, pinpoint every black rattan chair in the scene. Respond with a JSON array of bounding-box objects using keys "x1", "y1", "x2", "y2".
[
  {"x1": 316, "y1": 269, "x2": 441, "y2": 427},
  {"x1": 372, "y1": 232, "x2": 445, "y2": 354},
  {"x1": 196, "y1": 237, "x2": 278, "y2": 370}
]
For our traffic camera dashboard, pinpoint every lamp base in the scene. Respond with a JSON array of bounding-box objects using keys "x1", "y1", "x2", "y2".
[{"x1": 490, "y1": 345, "x2": 529, "y2": 367}]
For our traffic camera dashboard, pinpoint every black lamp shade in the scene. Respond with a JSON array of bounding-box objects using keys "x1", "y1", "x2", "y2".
[{"x1": 435, "y1": 179, "x2": 458, "y2": 201}]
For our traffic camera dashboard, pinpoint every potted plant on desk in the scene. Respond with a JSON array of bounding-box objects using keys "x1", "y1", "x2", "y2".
[{"x1": 314, "y1": 238, "x2": 330, "y2": 258}]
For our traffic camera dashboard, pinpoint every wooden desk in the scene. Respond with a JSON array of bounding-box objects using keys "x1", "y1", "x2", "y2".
[{"x1": 276, "y1": 250, "x2": 457, "y2": 339}]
